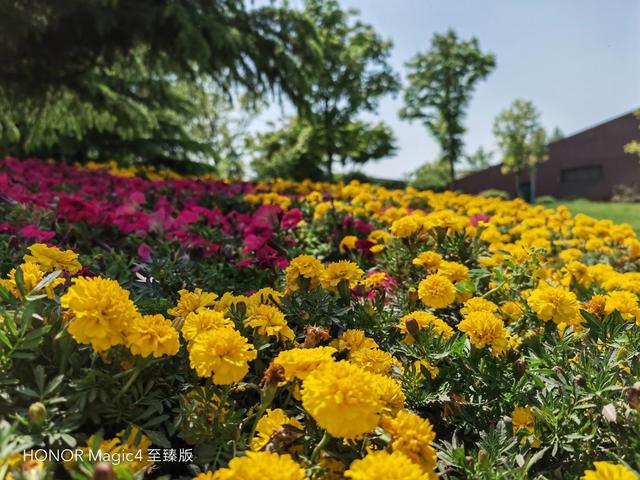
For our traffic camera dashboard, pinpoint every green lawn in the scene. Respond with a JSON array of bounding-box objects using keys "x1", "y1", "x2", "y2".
[{"x1": 544, "y1": 199, "x2": 640, "y2": 233}]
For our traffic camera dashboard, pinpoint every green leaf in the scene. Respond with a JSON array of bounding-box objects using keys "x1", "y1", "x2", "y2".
[
  {"x1": 14, "y1": 266, "x2": 26, "y2": 298},
  {"x1": 34, "y1": 365, "x2": 46, "y2": 395},
  {"x1": 0, "y1": 282, "x2": 16, "y2": 304},
  {"x1": 44, "y1": 375, "x2": 65, "y2": 396},
  {"x1": 0, "y1": 330, "x2": 12, "y2": 349}
]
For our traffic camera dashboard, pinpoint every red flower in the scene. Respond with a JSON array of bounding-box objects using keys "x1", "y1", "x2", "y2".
[{"x1": 19, "y1": 225, "x2": 55, "y2": 242}]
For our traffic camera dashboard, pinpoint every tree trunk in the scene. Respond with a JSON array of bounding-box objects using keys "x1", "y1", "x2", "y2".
[
  {"x1": 514, "y1": 171, "x2": 522, "y2": 199},
  {"x1": 529, "y1": 164, "x2": 537, "y2": 203},
  {"x1": 448, "y1": 157, "x2": 455, "y2": 190},
  {"x1": 326, "y1": 153, "x2": 333, "y2": 181}
]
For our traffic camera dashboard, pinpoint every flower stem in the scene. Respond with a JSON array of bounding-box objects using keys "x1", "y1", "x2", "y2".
[
  {"x1": 248, "y1": 386, "x2": 276, "y2": 440},
  {"x1": 115, "y1": 359, "x2": 152, "y2": 400},
  {"x1": 310, "y1": 431, "x2": 331, "y2": 463}
]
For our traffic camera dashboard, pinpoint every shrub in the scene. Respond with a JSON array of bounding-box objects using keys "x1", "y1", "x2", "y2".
[
  {"x1": 535, "y1": 195, "x2": 556, "y2": 205},
  {"x1": 478, "y1": 188, "x2": 510, "y2": 199}
]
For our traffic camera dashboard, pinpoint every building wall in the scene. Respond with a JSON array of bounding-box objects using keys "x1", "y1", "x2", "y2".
[{"x1": 453, "y1": 111, "x2": 640, "y2": 200}]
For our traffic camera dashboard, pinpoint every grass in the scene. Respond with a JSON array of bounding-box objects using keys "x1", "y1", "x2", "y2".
[{"x1": 542, "y1": 199, "x2": 640, "y2": 233}]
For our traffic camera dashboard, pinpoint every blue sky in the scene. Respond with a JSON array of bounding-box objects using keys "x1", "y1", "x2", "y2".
[{"x1": 254, "y1": 0, "x2": 640, "y2": 179}]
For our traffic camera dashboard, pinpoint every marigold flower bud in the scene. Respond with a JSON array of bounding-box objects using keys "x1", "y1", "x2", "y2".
[
  {"x1": 303, "y1": 326, "x2": 329, "y2": 348},
  {"x1": 405, "y1": 317, "x2": 421, "y2": 337},
  {"x1": 28, "y1": 401, "x2": 46, "y2": 427},
  {"x1": 625, "y1": 383, "x2": 640, "y2": 411},
  {"x1": 408, "y1": 288, "x2": 418, "y2": 309},
  {"x1": 261, "y1": 362, "x2": 286, "y2": 389},
  {"x1": 94, "y1": 462, "x2": 115, "y2": 480}
]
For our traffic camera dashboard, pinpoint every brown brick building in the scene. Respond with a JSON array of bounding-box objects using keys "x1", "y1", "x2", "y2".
[{"x1": 452, "y1": 110, "x2": 640, "y2": 200}]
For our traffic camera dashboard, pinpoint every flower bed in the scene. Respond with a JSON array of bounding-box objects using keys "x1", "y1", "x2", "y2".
[{"x1": 0, "y1": 158, "x2": 638, "y2": 479}]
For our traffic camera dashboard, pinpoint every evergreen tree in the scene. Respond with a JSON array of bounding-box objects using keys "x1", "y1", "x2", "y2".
[{"x1": 0, "y1": 0, "x2": 318, "y2": 165}]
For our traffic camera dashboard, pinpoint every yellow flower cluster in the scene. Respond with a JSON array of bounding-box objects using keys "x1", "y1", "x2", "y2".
[
  {"x1": 61, "y1": 276, "x2": 179, "y2": 357},
  {"x1": 197, "y1": 451, "x2": 305, "y2": 480}
]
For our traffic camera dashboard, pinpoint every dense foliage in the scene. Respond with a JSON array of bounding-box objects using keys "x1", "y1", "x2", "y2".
[{"x1": 0, "y1": 158, "x2": 639, "y2": 479}]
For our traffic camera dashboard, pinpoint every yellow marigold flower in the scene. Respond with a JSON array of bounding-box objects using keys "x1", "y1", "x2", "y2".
[
  {"x1": 250, "y1": 408, "x2": 303, "y2": 451},
  {"x1": 581, "y1": 462, "x2": 639, "y2": 480},
  {"x1": 501, "y1": 301, "x2": 523, "y2": 322},
  {"x1": 61, "y1": 276, "x2": 139, "y2": 352},
  {"x1": 376, "y1": 376, "x2": 406, "y2": 416},
  {"x1": 585, "y1": 237, "x2": 604, "y2": 251},
  {"x1": 182, "y1": 309, "x2": 233, "y2": 342},
  {"x1": 345, "y1": 451, "x2": 426, "y2": 480},
  {"x1": 314, "y1": 202, "x2": 331, "y2": 221},
  {"x1": 127, "y1": 314, "x2": 180, "y2": 358},
  {"x1": 457, "y1": 311, "x2": 509, "y2": 355},
  {"x1": 587, "y1": 263, "x2": 615, "y2": 284},
  {"x1": 398, "y1": 311, "x2": 454, "y2": 344},
  {"x1": 364, "y1": 271, "x2": 388, "y2": 289},
  {"x1": 380, "y1": 410, "x2": 437, "y2": 476},
  {"x1": 189, "y1": 328, "x2": 256, "y2": 385},
  {"x1": 301, "y1": 361, "x2": 383, "y2": 439},
  {"x1": 316, "y1": 454, "x2": 347, "y2": 480},
  {"x1": 81, "y1": 427, "x2": 152, "y2": 475},
  {"x1": 339, "y1": 235, "x2": 359, "y2": 253},
  {"x1": 23, "y1": 243, "x2": 81, "y2": 274},
  {"x1": 418, "y1": 274, "x2": 456, "y2": 309},
  {"x1": 215, "y1": 292, "x2": 250, "y2": 314},
  {"x1": 583, "y1": 294, "x2": 607, "y2": 318},
  {"x1": 390, "y1": 216, "x2": 420, "y2": 238},
  {"x1": 331, "y1": 329, "x2": 379, "y2": 353},
  {"x1": 320, "y1": 261, "x2": 363, "y2": 291},
  {"x1": 370, "y1": 244, "x2": 386, "y2": 254},
  {"x1": 208, "y1": 451, "x2": 306, "y2": 480},
  {"x1": 273, "y1": 346, "x2": 337, "y2": 381},
  {"x1": 381, "y1": 206, "x2": 408, "y2": 223},
  {"x1": 1, "y1": 262, "x2": 63, "y2": 299},
  {"x1": 512, "y1": 406, "x2": 535, "y2": 434},
  {"x1": 604, "y1": 291, "x2": 640, "y2": 324},
  {"x1": 437, "y1": 261, "x2": 469, "y2": 282},
  {"x1": 527, "y1": 284, "x2": 581, "y2": 326},
  {"x1": 559, "y1": 248, "x2": 582, "y2": 263},
  {"x1": 565, "y1": 261, "x2": 592, "y2": 287},
  {"x1": 368, "y1": 229, "x2": 392, "y2": 245},
  {"x1": 305, "y1": 191, "x2": 323, "y2": 204},
  {"x1": 349, "y1": 348, "x2": 400, "y2": 376},
  {"x1": 168, "y1": 288, "x2": 218, "y2": 318},
  {"x1": 249, "y1": 287, "x2": 283, "y2": 308},
  {"x1": 413, "y1": 359, "x2": 439, "y2": 380},
  {"x1": 625, "y1": 238, "x2": 640, "y2": 258},
  {"x1": 285, "y1": 255, "x2": 324, "y2": 292},
  {"x1": 244, "y1": 304, "x2": 294, "y2": 342},
  {"x1": 460, "y1": 297, "x2": 498, "y2": 317},
  {"x1": 193, "y1": 473, "x2": 215, "y2": 480},
  {"x1": 412, "y1": 251, "x2": 442, "y2": 273}
]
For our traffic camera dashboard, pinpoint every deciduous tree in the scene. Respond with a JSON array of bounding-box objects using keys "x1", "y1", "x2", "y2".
[
  {"x1": 493, "y1": 99, "x2": 547, "y2": 201},
  {"x1": 400, "y1": 30, "x2": 495, "y2": 186},
  {"x1": 250, "y1": 0, "x2": 399, "y2": 180}
]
